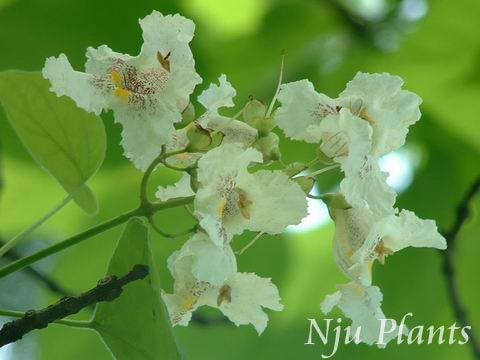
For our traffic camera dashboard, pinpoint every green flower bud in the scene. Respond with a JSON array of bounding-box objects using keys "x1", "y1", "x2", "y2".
[
  {"x1": 317, "y1": 147, "x2": 335, "y2": 165},
  {"x1": 243, "y1": 98, "x2": 276, "y2": 136},
  {"x1": 284, "y1": 162, "x2": 308, "y2": 177},
  {"x1": 205, "y1": 131, "x2": 225, "y2": 151},
  {"x1": 188, "y1": 168, "x2": 200, "y2": 192},
  {"x1": 243, "y1": 98, "x2": 267, "y2": 122},
  {"x1": 254, "y1": 132, "x2": 281, "y2": 163},
  {"x1": 294, "y1": 176, "x2": 315, "y2": 194},
  {"x1": 186, "y1": 123, "x2": 212, "y2": 152}
]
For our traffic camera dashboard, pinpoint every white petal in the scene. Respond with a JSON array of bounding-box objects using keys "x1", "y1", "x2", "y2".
[
  {"x1": 339, "y1": 72, "x2": 422, "y2": 156},
  {"x1": 202, "y1": 116, "x2": 257, "y2": 147},
  {"x1": 340, "y1": 158, "x2": 397, "y2": 218},
  {"x1": 114, "y1": 105, "x2": 179, "y2": 171},
  {"x1": 239, "y1": 170, "x2": 308, "y2": 234},
  {"x1": 174, "y1": 232, "x2": 237, "y2": 286},
  {"x1": 198, "y1": 74, "x2": 236, "y2": 112},
  {"x1": 330, "y1": 207, "x2": 375, "y2": 285},
  {"x1": 322, "y1": 282, "x2": 406, "y2": 346},
  {"x1": 275, "y1": 79, "x2": 337, "y2": 143},
  {"x1": 353, "y1": 209, "x2": 447, "y2": 264},
  {"x1": 211, "y1": 272, "x2": 284, "y2": 335},
  {"x1": 155, "y1": 173, "x2": 195, "y2": 202},
  {"x1": 42, "y1": 54, "x2": 107, "y2": 115},
  {"x1": 139, "y1": 11, "x2": 202, "y2": 108}
]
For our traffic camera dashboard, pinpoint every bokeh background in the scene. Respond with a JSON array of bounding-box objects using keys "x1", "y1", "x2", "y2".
[{"x1": 0, "y1": 0, "x2": 479, "y2": 358}]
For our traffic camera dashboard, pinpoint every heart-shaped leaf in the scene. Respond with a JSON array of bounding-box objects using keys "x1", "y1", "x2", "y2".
[
  {"x1": 0, "y1": 71, "x2": 106, "y2": 214},
  {"x1": 92, "y1": 217, "x2": 181, "y2": 360}
]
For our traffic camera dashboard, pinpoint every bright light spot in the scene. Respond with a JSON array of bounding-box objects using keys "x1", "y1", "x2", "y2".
[
  {"x1": 379, "y1": 150, "x2": 416, "y2": 192},
  {"x1": 399, "y1": 0, "x2": 428, "y2": 21},
  {"x1": 346, "y1": 0, "x2": 389, "y2": 21},
  {"x1": 0, "y1": 343, "x2": 13, "y2": 360},
  {"x1": 287, "y1": 184, "x2": 330, "y2": 233},
  {"x1": 182, "y1": 0, "x2": 270, "y2": 39}
]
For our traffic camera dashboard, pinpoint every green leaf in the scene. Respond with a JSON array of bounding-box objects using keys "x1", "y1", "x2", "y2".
[
  {"x1": 92, "y1": 217, "x2": 182, "y2": 360},
  {"x1": 0, "y1": 70, "x2": 106, "y2": 214}
]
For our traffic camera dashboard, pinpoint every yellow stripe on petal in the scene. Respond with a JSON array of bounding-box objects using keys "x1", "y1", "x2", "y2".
[
  {"x1": 114, "y1": 87, "x2": 131, "y2": 99},
  {"x1": 110, "y1": 70, "x2": 123, "y2": 87},
  {"x1": 181, "y1": 295, "x2": 198, "y2": 311}
]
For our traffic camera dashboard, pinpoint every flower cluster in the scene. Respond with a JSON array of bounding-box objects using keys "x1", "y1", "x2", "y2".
[
  {"x1": 43, "y1": 11, "x2": 446, "y2": 341},
  {"x1": 276, "y1": 73, "x2": 447, "y2": 344}
]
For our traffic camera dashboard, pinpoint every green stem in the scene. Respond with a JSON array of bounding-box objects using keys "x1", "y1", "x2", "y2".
[
  {"x1": 140, "y1": 148, "x2": 188, "y2": 205},
  {"x1": 0, "y1": 196, "x2": 194, "y2": 280},
  {"x1": 0, "y1": 309, "x2": 93, "y2": 329}
]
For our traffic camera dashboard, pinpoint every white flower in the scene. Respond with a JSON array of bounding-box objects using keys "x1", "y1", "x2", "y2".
[
  {"x1": 317, "y1": 108, "x2": 396, "y2": 217},
  {"x1": 42, "y1": 11, "x2": 202, "y2": 170},
  {"x1": 275, "y1": 79, "x2": 337, "y2": 143},
  {"x1": 338, "y1": 72, "x2": 422, "y2": 157},
  {"x1": 194, "y1": 143, "x2": 308, "y2": 245},
  {"x1": 155, "y1": 173, "x2": 194, "y2": 202},
  {"x1": 162, "y1": 233, "x2": 283, "y2": 334},
  {"x1": 321, "y1": 282, "x2": 407, "y2": 346},
  {"x1": 330, "y1": 205, "x2": 447, "y2": 286},
  {"x1": 197, "y1": 74, "x2": 257, "y2": 147}
]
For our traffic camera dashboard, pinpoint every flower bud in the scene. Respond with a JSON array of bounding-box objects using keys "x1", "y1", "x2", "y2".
[
  {"x1": 186, "y1": 123, "x2": 212, "y2": 152},
  {"x1": 316, "y1": 147, "x2": 335, "y2": 164},
  {"x1": 294, "y1": 176, "x2": 315, "y2": 194},
  {"x1": 243, "y1": 98, "x2": 267, "y2": 122},
  {"x1": 243, "y1": 98, "x2": 276, "y2": 136},
  {"x1": 253, "y1": 132, "x2": 281, "y2": 163},
  {"x1": 284, "y1": 162, "x2": 308, "y2": 177},
  {"x1": 205, "y1": 131, "x2": 225, "y2": 151}
]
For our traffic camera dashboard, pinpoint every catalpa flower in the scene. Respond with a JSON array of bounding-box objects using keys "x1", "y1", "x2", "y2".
[
  {"x1": 275, "y1": 72, "x2": 420, "y2": 216},
  {"x1": 42, "y1": 11, "x2": 202, "y2": 170},
  {"x1": 197, "y1": 74, "x2": 258, "y2": 147},
  {"x1": 162, "y1": 233, "x2": 283, "y2": 334},
  {"x1": 194, "y1": 143, "x2": 308, "y2": 245},
  {"x1": 163, "y1": 75, "x2": 258, "y2": 168},
  {"x1": 337, "y1": 72, "x2": 422, "y2": 157},
  {"x1": 329, "y1": 201, "x2": 446, "y2": 286},
  {"x1": 321, "y1": 282, "x2": 408, "y2": 346}
]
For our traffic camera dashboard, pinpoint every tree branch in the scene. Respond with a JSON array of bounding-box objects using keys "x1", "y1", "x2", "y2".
[
  {"x1": 0, "y1": 264, "x2": 148, "y2": 347},
  {"x1": 443, "y1": 175, "x2": 480, "y2": 359}
]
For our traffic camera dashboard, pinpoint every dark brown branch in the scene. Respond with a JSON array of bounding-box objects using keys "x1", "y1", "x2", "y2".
[
  {"x1": 443, "y1": 176, "x2": 480, "y2": 359},
  {"x1": 0, "y1": 264, "x2": 148, "y2": 347}
]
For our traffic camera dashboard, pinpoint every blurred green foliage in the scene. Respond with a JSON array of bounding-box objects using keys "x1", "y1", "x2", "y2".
[{"x1": 0, "y1": 0, "x2": 479, "y2": 359}]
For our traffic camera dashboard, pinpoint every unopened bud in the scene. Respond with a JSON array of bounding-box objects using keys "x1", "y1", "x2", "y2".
[
  {"x1": 205, "y1": 131, "x2": 225, "y2": 151},
  {"x1": 243, "y1": 98, "x2": 267, "y2": 122},
  {"x1": 284, "y1": 162, "x2": 308, "y2": 177},
  {"x1": 186, "y1": 123, "x2": 212, "y2": 152},
  {"x1": 243, "y1": 98, "x2": 276, "y2": 136},
  {"x1": 188, "y1": 168, "x2": 200, "y2": 192},
  {"x1": 317, "y1": 147, "x2": 335, "y2": 165},
  {"x1": 254, "y1": 132, "x2": 281, "y2": 163},
  {"x1": 294, "y1": 176, "x2": 315, "y2": 194}
]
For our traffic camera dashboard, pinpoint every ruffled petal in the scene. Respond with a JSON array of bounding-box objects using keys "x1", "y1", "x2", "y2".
[
  {"x1": 339, "y1": 72, "x2": 422, "y2": 156},
  {"x1": 321, "y1": 282, "x2": 407, "y2": 346},
  {"x1": 42, "y1": 54, "x2": 107, "y2": 115},
  {"x1": 275, "y1": 79, "x2": 337, "y2": 143},
  {"x1": 155, "y1": 173, "x2": 195, "y2": 202},
  {"x1": 198, "y1": 74, "x2": 236, "y2": 112}
]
